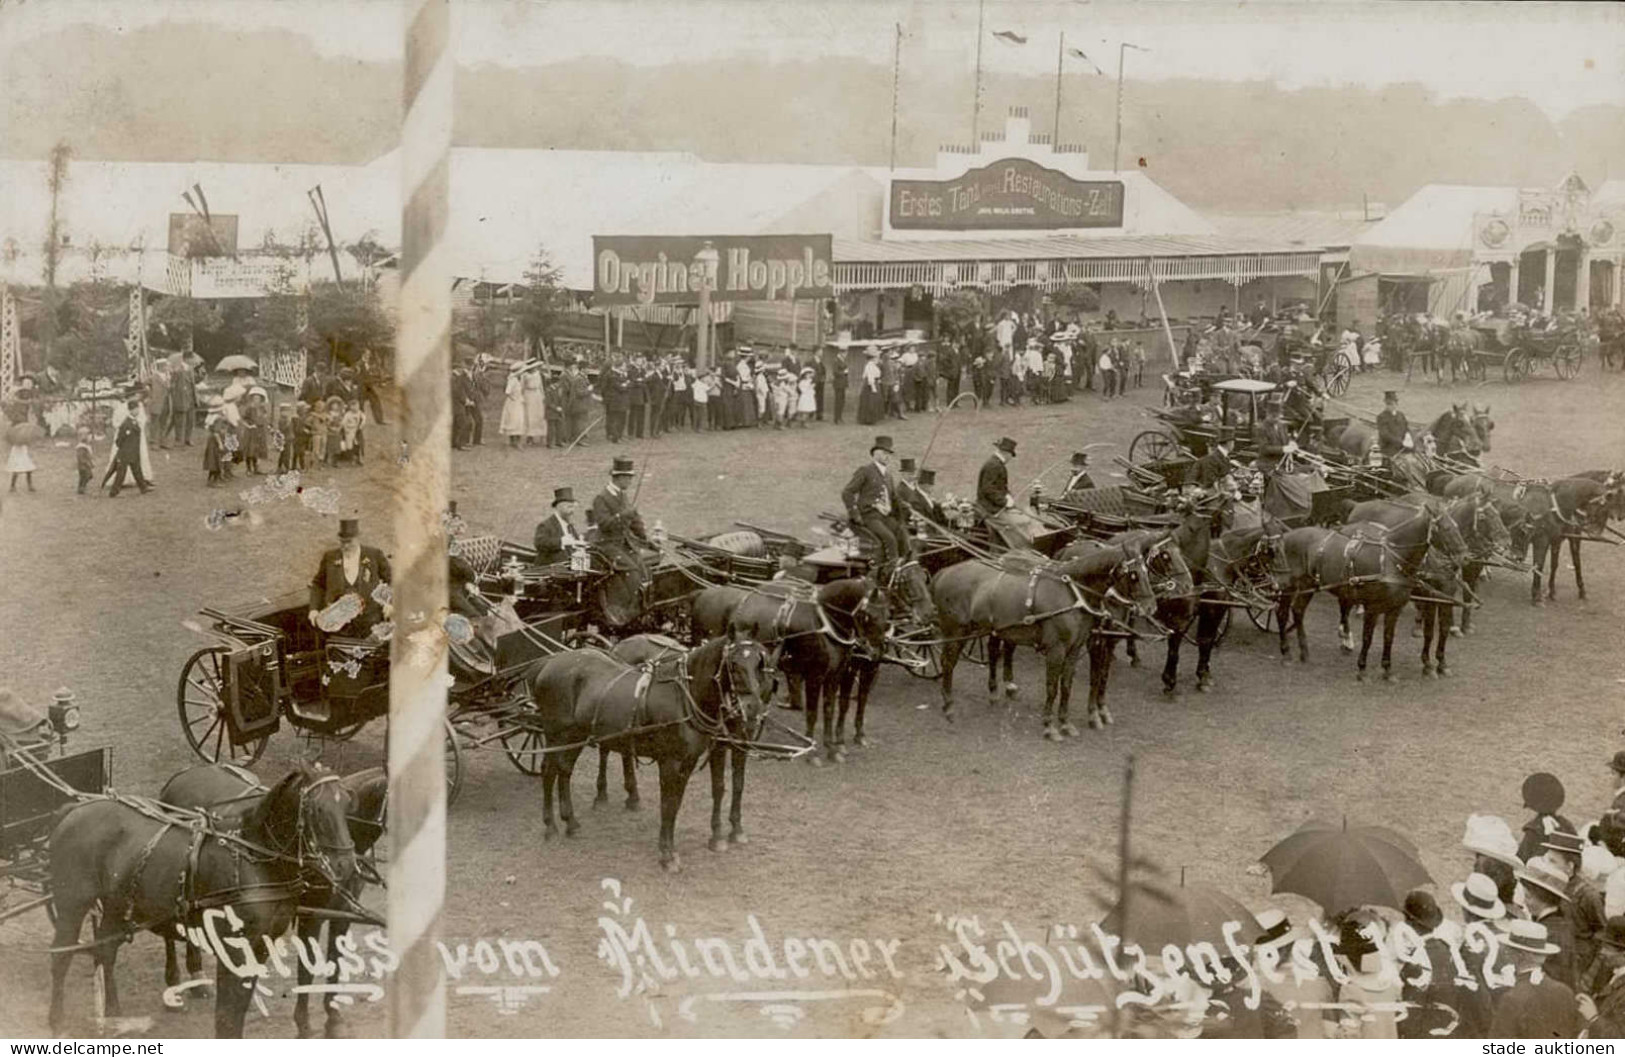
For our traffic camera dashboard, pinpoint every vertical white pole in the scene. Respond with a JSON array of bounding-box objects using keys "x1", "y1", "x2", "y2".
[{"x1": 390, "y1": 0, "x2": 451, "y2": 1038}]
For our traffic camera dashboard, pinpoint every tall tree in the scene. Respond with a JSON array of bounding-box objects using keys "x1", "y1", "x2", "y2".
[
  {"x1": 39, "y1": 141, "x2": 72, "y2": 367},
  {"x1": 515, "y1": 247, "x2": 569, "y2": 357}
]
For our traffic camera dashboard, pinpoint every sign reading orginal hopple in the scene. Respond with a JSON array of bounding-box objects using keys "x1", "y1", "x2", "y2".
[
  {"x1": 592, "y1": 234, "x2": 834, "y2": 306},
  {"x1": 890, "y1": 158, "x2": 1125, "y2": 231}
]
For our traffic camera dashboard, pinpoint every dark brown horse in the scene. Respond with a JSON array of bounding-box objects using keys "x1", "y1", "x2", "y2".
[
  {"x1": 1104, "y1": 503, "x2": 1217, "y2": 694},
  {"x1": 693, "y1": 577, "x2": 890, "y2": 766},
  {"x1": 1273, "y1": 500, "x2": 1467, "y2": 681},
  {"x1": 1512, "y1": 473, "x2": 1625, "y2": 605},
  {"x1": 156, "y1": 764, "x2": 388, "y2": 1038},
  {"x1": 1435, "y1": 471, "x2": 1527, "y2": 631},
  {"x1": 930, "y1": 543, "x2": 1158, "y2": 737},
  {"x1": 47, "y1": 765, "x2": 356, "y2": 1036},
  {"x1": 823, "y1": 557, "x2": 943, "y2": 756},
  {"x1": 527, "y1": 634, "x2": 770, "y2": 870},
  {"x1": 604, "y1": 634, "x2": 762, "y2": 852}
]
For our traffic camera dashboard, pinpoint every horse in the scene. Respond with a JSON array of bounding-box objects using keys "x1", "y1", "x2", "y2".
[
  {"x1": 1519, "y1": 472, "x2": 1625, "y2": 605},
  {"x1": 47, "y1": 765, "x2": 356, "y2": 1036},
  {"x1": 156, "y1": 764, "x2": 388, "y2": 1038},
  {"x1": 826, "y1": 557, "x2": 942, "y2": 756},
  {"x1": 1272, "y1": 500, "x2": 1468, "y2": 681},
  {"x1": 1108, "y1": 503, "x2": 1218, "y2": 694},
  {"x1": 696, "y1": 577, "x2": 890, "y2": 766},
  {"x1": 526, "y1": 634, "x2": 771, "y2": 870},
  {"x1": 1326, "y1": 420, "x2": 1377, "y2": 465},
  {"x1": 1348, "y1": 492, "x2": 1508, "y2": 674},
  {"x1": 930, "y1": 542, "x2": 1158, "y2": 737}
]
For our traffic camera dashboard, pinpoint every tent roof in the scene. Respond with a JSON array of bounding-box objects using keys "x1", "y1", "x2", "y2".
[{"x1": 1353, "y1": 185, "x2": 1517, "y2": 252}]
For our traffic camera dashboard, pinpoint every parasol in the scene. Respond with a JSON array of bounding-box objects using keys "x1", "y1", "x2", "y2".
[
  {"x1": 1259, "y1": 818, "x2": 1431, "y2": 916},
  {"x1": 1099, "y1": 879, "x2": 1260, "y2": 953},
  {"x1": 214, "y1": 355, "x2": 259, "y2": 374}
]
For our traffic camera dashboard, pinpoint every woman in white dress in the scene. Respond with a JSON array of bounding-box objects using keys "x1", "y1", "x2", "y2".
[
  {"x1": 5, "y1": 422, "x2": 37, "y2": 492},
  {"x1": 498, "y1": 364, "x2": 527, "y2": 448},
  {"x1": 795, "y1": 366, "x2": 817, "y2": 426},
  {"x1": 522, "y1": 367, "x2": 547, "y2": 447}
]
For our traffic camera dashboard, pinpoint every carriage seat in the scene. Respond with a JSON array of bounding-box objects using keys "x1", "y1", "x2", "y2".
[
  {"x1": 702, "y1": 530, "x2": 767, "y2": 558},
  {"x1": 454, "y1": 534, "x2": 504, "y2": 575}
]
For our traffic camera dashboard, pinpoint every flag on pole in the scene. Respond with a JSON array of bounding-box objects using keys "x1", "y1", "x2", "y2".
[
  {"x1": 1068, "y1": 47, "x2": 1104, "y2": 74},
  {"x1": 992, "y1": 30, "x2": 1027, "y2": 44}
]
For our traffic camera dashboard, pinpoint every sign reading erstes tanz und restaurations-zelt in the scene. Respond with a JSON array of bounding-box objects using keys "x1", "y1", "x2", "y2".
[
  {"x1": 889, "y1": 158, "x2": 1126, "y2": 231},
  {"x1": 592, "y1": 235, "x2": 835, "y2": 306}
]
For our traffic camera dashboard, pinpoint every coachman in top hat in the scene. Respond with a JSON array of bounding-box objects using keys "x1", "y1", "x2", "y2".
[{"x1": 841, "y1": 435, "x2": 909, "y2": 583}]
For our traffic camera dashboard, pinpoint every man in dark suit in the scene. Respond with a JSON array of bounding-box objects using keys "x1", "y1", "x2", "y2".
[
  {"x1": 1376, "y1": 389, "x2": 1410, "y2": 459},
  {"x1": 812, "y1": 355, "x2": 827, "y2": 421},
  {"x1": 562, "y1": 359, "x2": 594, "y2": 447},
  {"x1": 299, "y1": 365, "x2": 327, "y2": 409},
  {"x1": 591, "y1": 457, "x2": 650, "y2": 563},
  {"x1": 896, "y1": 461, "x2": 945, "y2": 527},
  {"x1": 533, "y1": 487, "x2": 583, "y2": 565},
  {"x1": 451, "y1": 364, "x2": 473, "y2": 450},
  {"x1": 600, "y1": 358, "x2": 628, "y2": 443},
  {"x1": 1489, "y1": 919, "x2": 1584, "y2": 1038},
  {"x1": 626, "y1": 357, "x2": 647, "y2": 439},
  {"x1": 1064, "y1": 452, "x2": 1097, "y2": 494},
  {"x1": 106, "y1": 398, "x2": 151, "y2": 497},
  {"x1": 976, "y1": 436, "x2": 1017, "y2": 518},
  {"x1": 1254, "y1": 397, "x2": 1295, "y2": 473},
  {"x1": 938, "y1": 339, "x2": 962, "y2": 405},
  {"x1": 307, "y1": 518, "x2": 392, "y2": 637},
  {"x1": 167, "y1": 355, "x2": 196, "y2": 446},
  {"x1": 841, "y1": 435, "x2": 908, "y2": 582},
  {"x1": 830, "y1": 350, "x2": 849, "y2": 424},
  {"x1": 1187, "y1": 428, "x2": 1237, "y2": 491}
]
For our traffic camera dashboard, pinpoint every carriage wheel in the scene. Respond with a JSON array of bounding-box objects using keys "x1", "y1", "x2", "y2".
[
  {"x1": 1130, "y1": 430, "x2": 1179, "y2": 463},
  {"x1": 444, "y1": 719, "x2": 464, "y2": 808},
  {"x1": 1503, "y1": 351, "x2": 1528, "y2": 383},
  {"x1": 963, "y1": 635, "x2": 990, "y2": 666},
  {"x1": 1555, "y1": 346, "x2": 1581, "y2": 380},
  {"x1": 1245, "y1": 602, "x2": 1278, "y2": 633},
  {"x1": 1324, "y1": 365, "x2": 1351, "y2": 397},
  {"x1": 177, "y1": 646, "x2": 269, "y2": 767},
  {"x1": 900, "y1": 640, "x2": 944, "y2": 680},
  {"x1": 500, "y1": 724, "x2": 548, "y2": 775},
  {"x1": 1212, "y1": 605, "x2": 1234, "y2": 646}
]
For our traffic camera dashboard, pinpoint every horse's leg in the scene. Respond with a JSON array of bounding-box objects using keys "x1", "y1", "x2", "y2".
[
  {"x1": 657, "y1": 755, "x2": 696, "y2": 872},
  {"x1": 1058, "y1": 640, "x2": 1082, "y2": 729},
  {"x1": 92, "y1": 912, "x2": 123, "y2": 1019},
  {"x1": 49, "y1": 901, "x2": 91, "y2": 1032},
  {"x1": 1294, "y1": 592, "x2": 1312, "y2": 663},
  {"x1": 727, "y1": 746, "x2": 748, "y2": 845},
  {"x1": 1531, "y1": 535, "x2": 1547, "y2": 605},
  {"x1": 1420, "y1": 603, "x2": 1436, "y2": 678},
  {"x1": 1338, "y1": 595, "x2": 1355, "y2": 653},
  {"x1": 800, "y1": 665, "x2": 821, "y2": 759},
  {"x1": 854, "y1": 660, "x2": 879, "y2": 745},
  {"x1": 986, "y1": 636, "x2": 1001, "y2": 701},
  {"x1": 1193, "y1": 601, "x2": 1218, "y2": 692},
  {"x1": 1548, "y1": 536, "x2": 1563, "y2": 600},
  {"x1": 1461, "y1": 565, "x2": 1479, "y2": 634},
  {"x1": 621, "y1": 747, "x2": 639, "y2": 811},
  {"x1": 594, "y1": 747, "x2": 610, "y2": 807},
  {"x1": 1125, "y1": 624, "x2": 1141, "y2": 669},
  {"x1": 1040, "y1": 645, "x2": 1062, "y2": 740},
  {"x1": 214, "y1": 957, "x2": 254, "y2": 1038},
  {"x1": 820, "y1": 670, "x2": 845, "y2": 763},
  {"x1": 1434, "y1": 604, "x2": 1450, "y2": 677},
  {"x1": 939, "y1": 637, "x2": 962, "y2": 721},
  {"x1": 1002, "y1": 637, "x2": 1018, "y2": 697},
  {"x1": 558, "y1": 747, "x2": 584, "y2": 837},
  {"x1": 1571, "y1": 536, "x2": 1586, "y2": 600},
  {"x1": 1355, "y1": 599, "x2": 1378, "y2": 682},
  {"x1": 1275, "y1": 591, "x2": 1294, "y2": 661},
  {"x1": 707, "y1": 744, "x2": 728, "y2": 852},
  {"x1": 294, "y1": 922, "x2": 314, "y2": 1037},
  {"x1": 1381, "y1": 603, "x2": 1400, "y2": 682},
  {"x1": 541, "y1": 753, "x2": 559, "y2": 840},
  {"x1": 834, "y1": 662, "x2": 855, "y2": 748},
  {"x1": 1160, "y1": 609, "x2": 1183, "y2": 695}
]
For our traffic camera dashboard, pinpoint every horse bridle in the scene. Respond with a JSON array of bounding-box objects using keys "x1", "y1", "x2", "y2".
[
  {"x1": 710, "y1": 640, "x2": 767, "y2": 739},
  {"x1": 262, "y1": 773, "x2": 355, "y2": 887}
]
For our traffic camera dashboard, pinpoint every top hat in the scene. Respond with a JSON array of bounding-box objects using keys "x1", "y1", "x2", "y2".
[
  {"x1": 1451, "y1": 871, "x2": 1507, "y2": 920},
  {"x1": 338, "y1": 518, "x2": 361, "y2": 540},
  {"x1": 1516, "y1": 856, "x2": 1573, "y2": 902},
  {"x1": 870, "y1": 435, "x2": 895, "y2": 454},
  {"x1": 994, "y1": 437, "x2": 1018, "y2": 456},
  {"x1": 917, "y1": 468, "x2": 936, "y2": 487},
  {"x1": 1071, "y1": 452, "x2": 1090, "y2": 466},
  {"x1": 447, "y1": 501, "x2": 458, "y2": 517},
  {"x1": 552, "y1": 486, "x2": 576, "y2": 507},
  {"x1": 611, "y1": 457, "x2": 635, "y2": 476},
  {"x1": 1383, "y1": 390, "x2": 1399, "y2": 402},
  {"x1": 1523, "y1": 772, "x2": 1566, "y2": 814},
  {"x1": 899, "y1": 457, "x2": 917, "y2": 473},
  {"x1": 1608, "y1": 750, "x2": 1625, "y2": 775},
  {"x1": 1498, "y1": 918, "x2": 1561, "y2": 956}
]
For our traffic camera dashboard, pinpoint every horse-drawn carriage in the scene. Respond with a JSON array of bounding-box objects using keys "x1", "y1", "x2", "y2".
[
  {"x1": 1470, "y1": 318, "x2": 1583, "y2": 383},
  {"x1": 0, "y1": 692, "x2": 108, "y2": 925}
]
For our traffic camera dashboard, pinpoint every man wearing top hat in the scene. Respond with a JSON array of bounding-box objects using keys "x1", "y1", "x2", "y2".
[
  {"x1": 562, "y1": 358, "x2": 594, "y2": 447},
  {"x1": 1063, "y1": 452, "x2": 1097, "y2": 494},
  {"x1": 892, "y1": 457, "x2": 943, "y2": 530},
  {"x1": 1376, "y1": 389, "x2": 1410, "y2": 460},
  {"x1": 979, "y1": 437, "x2": 1041, "y2": 548},
  {"x1": 841, "y1": 435, "x2": 909, "y2": 582},
  {"x1": 533, "y1": 487, "x2": 585, "y2": 565},
  {"x1": 592, "y1": 457, "x2": 650, "y2": 561},
  {"x1": 1187, "y1": 427, "x2": 1237, "y2": 491},
  {"x1": 307, "y1": 518, "x2": 392, "y2": 638},
  {"x1": 1254, "y1": 395, "x2": 1296, "y2": 473}
]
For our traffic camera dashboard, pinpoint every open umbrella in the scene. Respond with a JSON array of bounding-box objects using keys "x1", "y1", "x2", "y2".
[
  {"x1": 214, "y1": 354, "x2": 259, "y2": 373},
  {"x1": 1099, "y1": 879, "x2": 1260, "y2": 952},
  {"x1": 1260, "y1": 819, "x2": 1431, "y2": 916}
]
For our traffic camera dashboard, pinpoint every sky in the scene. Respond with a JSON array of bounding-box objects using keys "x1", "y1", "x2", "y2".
[{"x1": 2, "y1": 0, "x2": 1621, "y2": 120}]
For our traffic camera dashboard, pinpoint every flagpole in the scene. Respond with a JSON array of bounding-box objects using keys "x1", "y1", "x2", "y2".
[
  {"x1": 1113, "y1": 43, "x2": 1125, "y2": 173},
  {"x1": 971, "y1": 0, "x2": 985, "y2": 147},
  {"x1": 889, "y1": 21, "x2": 903, "y2": 172},
  {"x1": 1052, "y1": 32, "x2": 1064, "y2": 147}
]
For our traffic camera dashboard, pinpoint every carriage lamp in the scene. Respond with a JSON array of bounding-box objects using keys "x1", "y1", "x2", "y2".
[{"x1": 48, "y1": 687, "x2": 80, "y2": 745}]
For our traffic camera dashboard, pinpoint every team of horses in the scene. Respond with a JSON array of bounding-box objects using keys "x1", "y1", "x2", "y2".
[{"x1": 39, "y1": 392, "x2": 1625, "y2": 1037}]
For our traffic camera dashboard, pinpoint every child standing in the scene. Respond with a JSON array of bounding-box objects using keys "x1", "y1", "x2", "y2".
[
  {"x1": 341, "y1": 399, "x2": 364, "y2": 465},
  {"x1": 1132, "y1": 342, "x2": 1147, "y2": 388},
  {"x1": 292, "y1": 403, "x2": 312, "y2": 471},
  {"x1": 325, "y1": 397, "x2": 345, "y2": 465},
  {"x1": 203, "y1": 417, "x2": 227, "y2": 487},
  {"x1": 308, "y1": 400, "x2": 329, "y2": 467},
  {"x1": 274, "y1": 405, "x2": 294, "y2": 474},
  {"x1": 75, "y1": 427, "x2": 94, "y2": 495},
  {"x1": 795, "y1": 366, "x2": 816, "y2": 427}
]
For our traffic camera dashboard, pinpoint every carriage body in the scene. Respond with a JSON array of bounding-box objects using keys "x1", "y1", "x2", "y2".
[
  {"x1": 1471, "y1": 321, "x2": 1582, "y2": 383},
  {"x1": 0, "y1": 722, "x2": 109, "y2": 920}
]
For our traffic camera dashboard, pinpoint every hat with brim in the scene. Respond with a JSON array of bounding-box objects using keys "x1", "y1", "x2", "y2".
[
  {"x1": 1451, "y1": 872, "x2": 1507, "y2": 920},
  {"x1": 1463, "y1": 814, "x2": 1524, "y2": 868},
  {"x1": 917, "y1": 469, "x2": 936, "y2": 487},
  {"x1": 338, "y1": 518, "x2": 361, "y2": 540},
  {"x1": 1601, "y1": 917, "x2": 1625, "y2": 951},
  {"x1": 611, "y1": 457, "x2": 635, "y2": 477},
  {"x1": 1543, "y1": 831, "x2": 1585, "y2": 858},
  {"x1": 1383, "y1": 390, "x2": 1399, "y2": 402},
  {"x1": 994, "y1": 437, "x2": 1017, "y2": 456},
  {"x1": 1498, "y1": 918, "x2": 1561, "y2": 956},
  {"x1": 1071, "y1": 452, "x2": 1090, "y2": 466},
  {"x1": 552, "y1": 487, "x2": 575, "y2": 507},
  {"x1": 1517, "y1": 857, "x2": 1573, "y2": 902},
  {"x1": 870, "y1": 435, "x2": 894, "y2": 455}
]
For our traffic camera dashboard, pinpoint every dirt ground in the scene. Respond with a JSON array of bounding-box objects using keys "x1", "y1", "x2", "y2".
[{"x1": 3, "y1": 364, "x2": 1624, "y2": 1038}]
